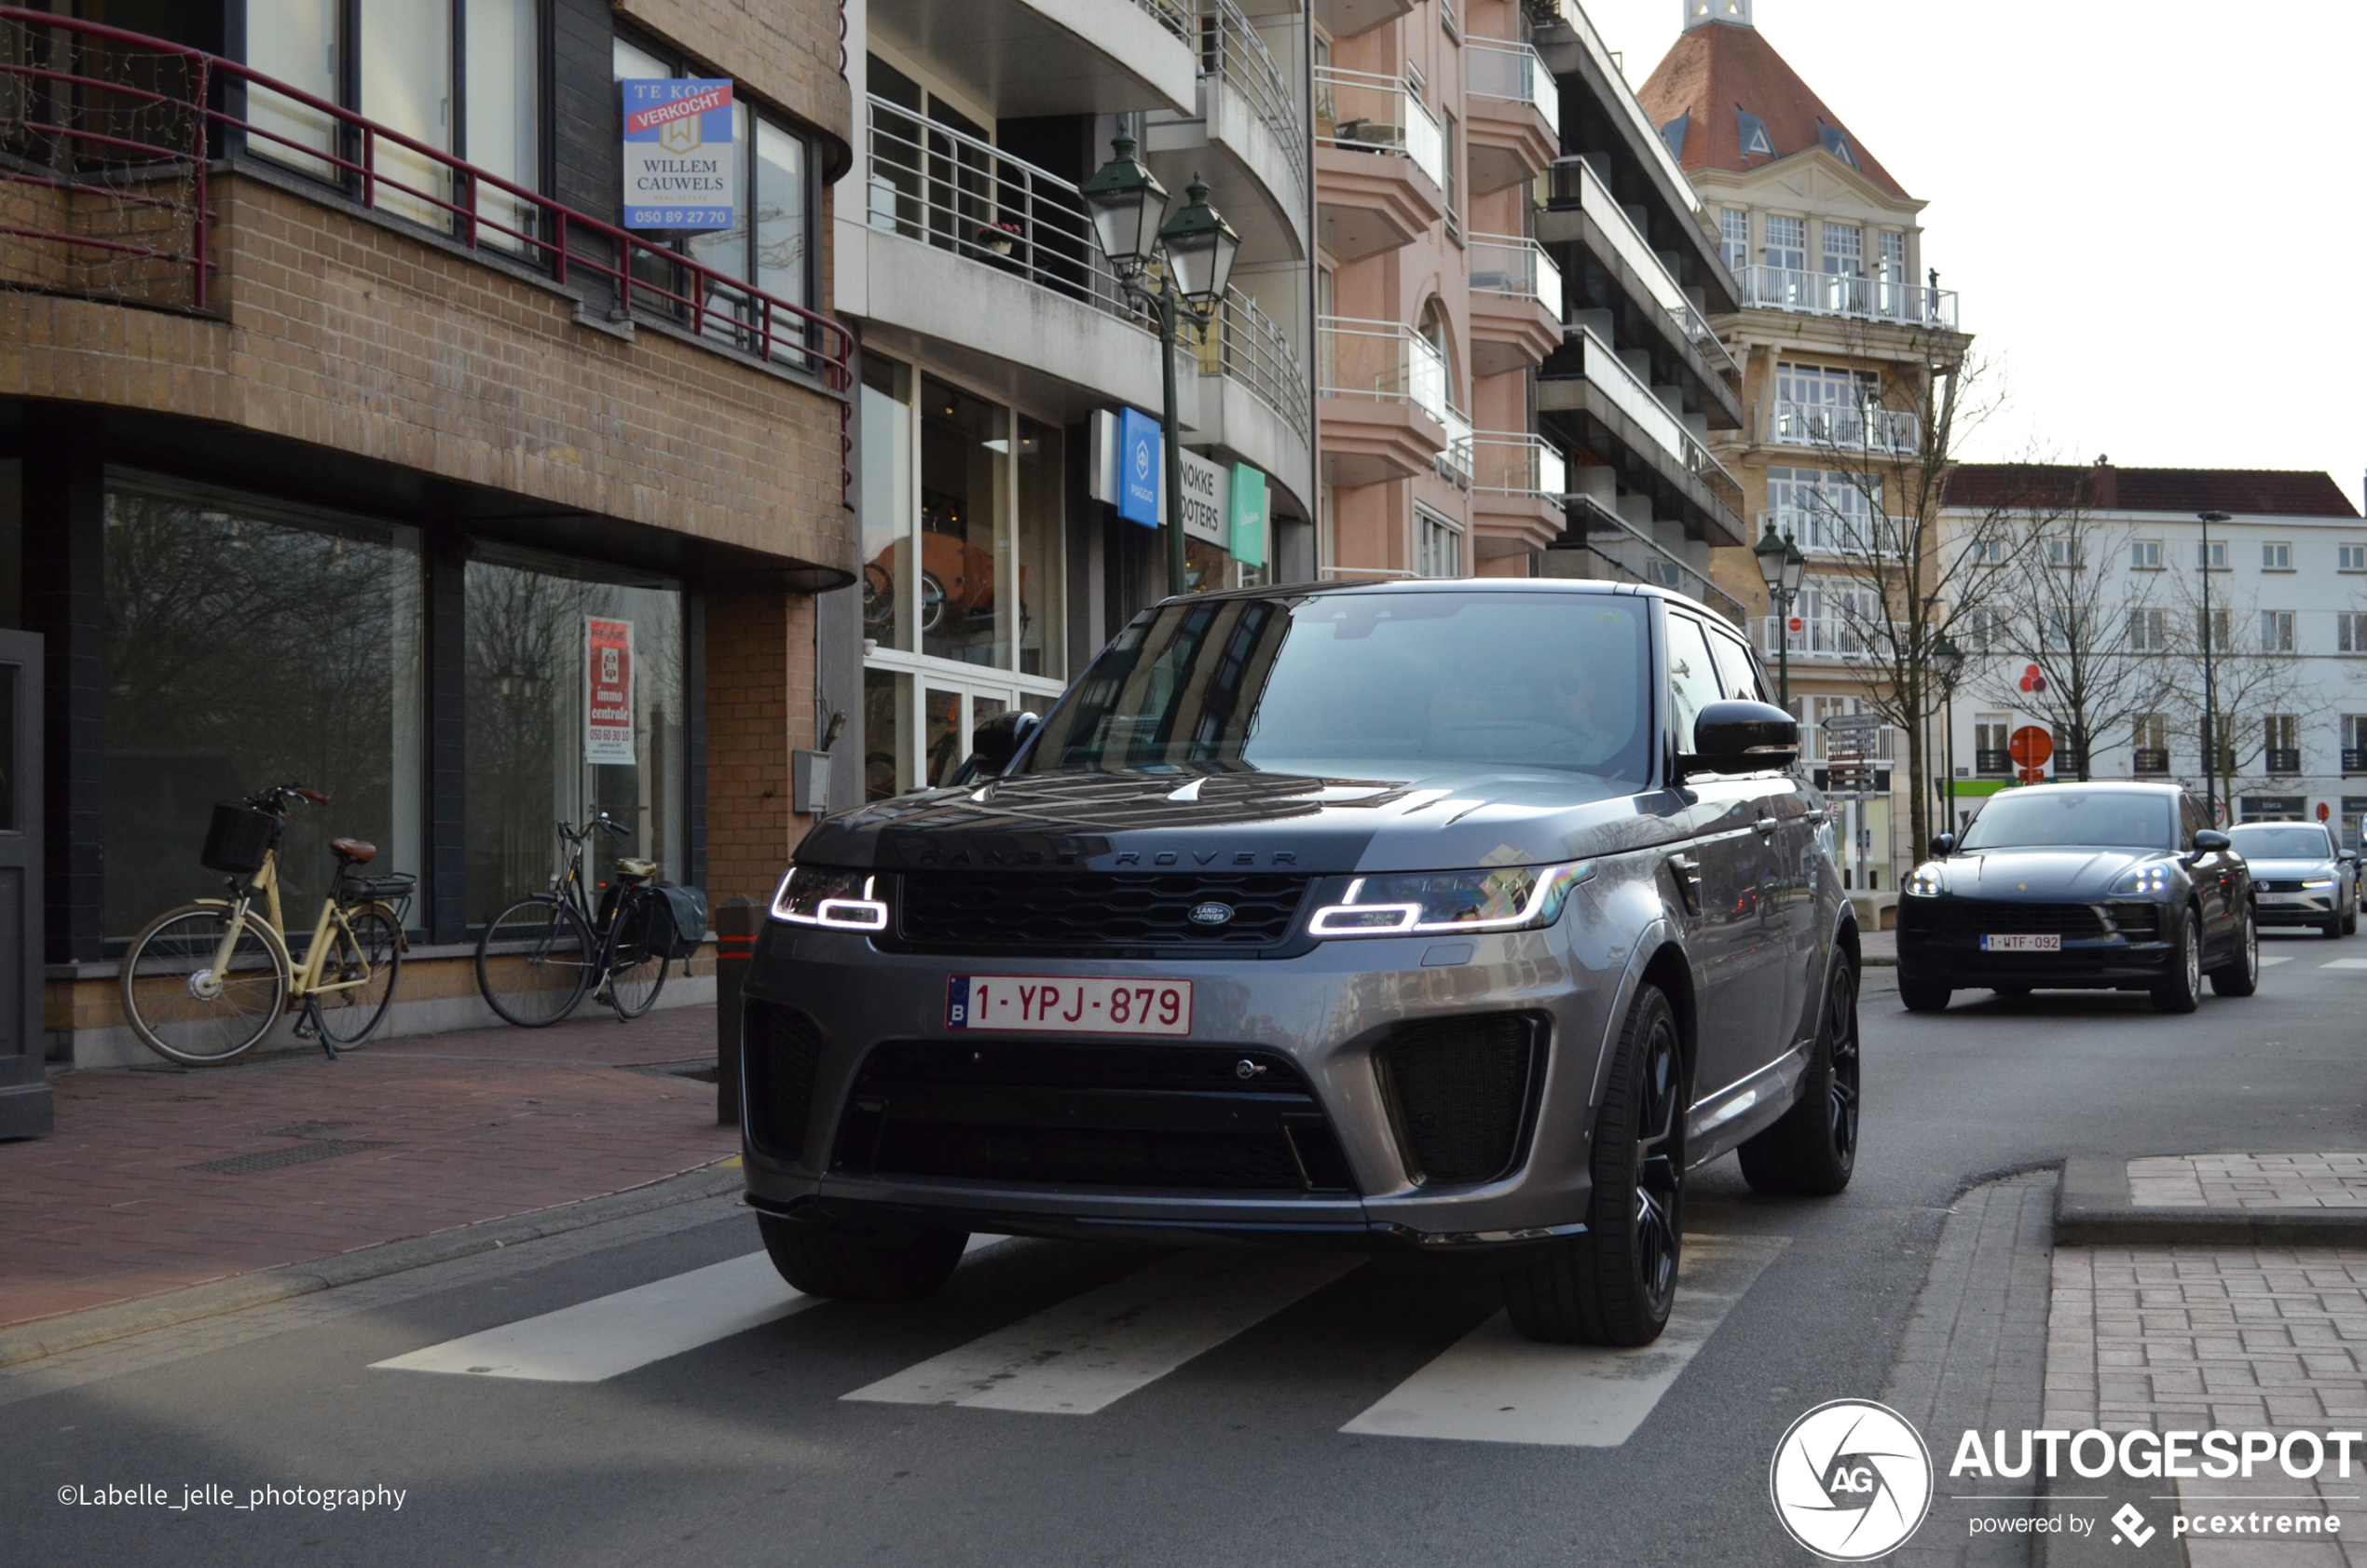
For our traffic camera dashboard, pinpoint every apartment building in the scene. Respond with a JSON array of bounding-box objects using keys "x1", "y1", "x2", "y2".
[
  {"x1": 1315, "y1": 0, "x2": 1744, "y2": 594},
  {"x1": 1637, "y1": 0, "x2": 1971, "y2": 893},
  {"x1": 833, "y1": 0, "x2": 1317, "y2": 800},
  {"x1": 1941, "y1": 466, "x2": 2367, "y2": 848},
  {"x1": 0, "y1": 0, "x2": 854, "y2": 1089}
]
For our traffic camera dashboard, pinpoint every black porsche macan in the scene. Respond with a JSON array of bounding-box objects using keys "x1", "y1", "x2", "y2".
[{"x1": 1895, "y1": 783, "x2": 2258, "y2": 1015}]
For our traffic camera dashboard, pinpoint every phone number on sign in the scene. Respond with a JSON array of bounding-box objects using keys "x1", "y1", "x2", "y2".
[{"x1": 946, "y1": 975, "x2": 1192, "y2": 1035}]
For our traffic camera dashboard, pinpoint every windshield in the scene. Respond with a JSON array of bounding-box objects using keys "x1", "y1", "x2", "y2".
[
  {"x1": 2228, "y1": 825, "x2": 2334, "y2": 860},
  {"x1": 1021, "y1": 590, "x2": 1654, "y2": 791},
  {"x1": 1958, "y1": 790, "x2": 2176, "y2": 852}
]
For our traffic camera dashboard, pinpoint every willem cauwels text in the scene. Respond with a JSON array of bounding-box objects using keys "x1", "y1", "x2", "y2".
[{"x1": 633, "y1": 159, "x2": 723, "y2": 192}]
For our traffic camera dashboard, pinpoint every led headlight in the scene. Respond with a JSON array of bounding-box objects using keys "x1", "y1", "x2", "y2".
[
  {"x1": 770, "y1": 866, "x2": 888, "y2": 930},
  {"x1": 1307, "y1": 863, "x2": 1590, "y2": 938},
  {"x1": 1905, "y1": 865, "x2": 1944, "y2": 897},
  {"x1": 2302, "y1": 877, "x2": 2336, "y2": 889},
  {"x1": 2110, "y1": 865, "x2": 2172, "y2": 895}
]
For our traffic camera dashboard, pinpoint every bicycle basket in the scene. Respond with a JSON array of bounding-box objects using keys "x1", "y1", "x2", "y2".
[{"x1": 199, "y1": 802, "x2": 279, "y2": 875}]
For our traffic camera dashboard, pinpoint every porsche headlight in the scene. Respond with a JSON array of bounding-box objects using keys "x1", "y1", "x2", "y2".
[
  {"x1": 2111, "y1": 865, "x2": 2172, "y2": 896},
  {"x1": 1906, "y1": 864, "x2": 1944, "y2": 897},
  {"x1": 1307, "y1": 863, "x2": 1591, "y2": 938},
  {"x1": 770, "y1": 866, "x2": 888, "y2": 930}
]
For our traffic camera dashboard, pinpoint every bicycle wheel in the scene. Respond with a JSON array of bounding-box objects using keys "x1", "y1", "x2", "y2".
[
  {"x1": 120, "y1": 904, "x2": 290, "y2": 1066},
  {"x1": 602, "y1": 891, "x2": 669, "y2": 1021},
  {"x1": 311, "y1": 905, "x2": 403, "y2": 1047},
  {"x1": 476, "y1": 898, "x2": 595, "y2": 1028}
]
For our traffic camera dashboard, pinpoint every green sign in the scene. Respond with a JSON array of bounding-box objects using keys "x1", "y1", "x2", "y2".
[{"x1": 1228, "y1": 463, "x2": 1266, "y2": 568}]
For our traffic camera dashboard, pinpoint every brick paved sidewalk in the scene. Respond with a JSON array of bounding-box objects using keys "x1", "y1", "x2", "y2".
[{"x1": 0, "y1": 1006, "x2": 734, "y2": 1329}]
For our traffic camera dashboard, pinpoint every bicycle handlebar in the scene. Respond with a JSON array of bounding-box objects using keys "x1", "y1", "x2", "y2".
[{"x1": 246, "y1": 783, "x2": 331, "y2": 812}]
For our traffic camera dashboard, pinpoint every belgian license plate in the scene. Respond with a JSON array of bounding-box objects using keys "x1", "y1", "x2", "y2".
[
  {"x1": 947, "y1": 975, "x2": 1193, "y2": 1035},
  {"x1": 1980, "y1": 934, "x2": 2061, "y2": 952}
]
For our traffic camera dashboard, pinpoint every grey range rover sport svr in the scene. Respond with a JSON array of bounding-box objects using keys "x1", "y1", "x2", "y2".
[{"x1": 739, "y1": 579, "x2": 1861, "y2": 1346}]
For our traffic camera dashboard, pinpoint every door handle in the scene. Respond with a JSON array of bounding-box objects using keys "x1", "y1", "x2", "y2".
[
  {"x1": 1804, "y1": 810, "x2": 1829, "y2": 825},
  {"x1": 1668, "y1": 854, "x2": 1703, "y2": 916},
  {"x1": 1754, "y1": 817, "x2": 1779, "y2": 835}
]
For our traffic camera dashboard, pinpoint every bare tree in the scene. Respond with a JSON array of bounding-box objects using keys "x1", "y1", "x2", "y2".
[{"x1": 2159, "y1": 568, "x2": 2323, "y2": 820}]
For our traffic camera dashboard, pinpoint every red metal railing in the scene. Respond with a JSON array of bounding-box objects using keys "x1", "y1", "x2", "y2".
[{"x1": 0, "y1": 7, "x2": 852, "y2": 394}]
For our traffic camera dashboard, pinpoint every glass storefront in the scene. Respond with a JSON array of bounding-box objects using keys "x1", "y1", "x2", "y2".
[
  {"x1": 101, "y1": 475, "x2": 424, "y2": 941},
  {"x1": 463, "y1": 548, "x2": 685, "y2": 926}
]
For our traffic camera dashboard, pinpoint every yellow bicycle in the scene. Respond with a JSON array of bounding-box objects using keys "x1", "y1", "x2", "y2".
[{"x1": 120, "y1": 784, "x2": 411, "y2": 1066}]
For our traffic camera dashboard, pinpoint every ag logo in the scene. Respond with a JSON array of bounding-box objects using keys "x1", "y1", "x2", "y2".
[{"x1": 1769, "y1": 1399, "x2": 1933, "y2": 1561}]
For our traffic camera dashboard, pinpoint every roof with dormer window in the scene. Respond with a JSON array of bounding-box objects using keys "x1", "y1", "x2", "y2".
[{"x1": 1635, "y1": 19, "x2": 1909, "y2": 199}]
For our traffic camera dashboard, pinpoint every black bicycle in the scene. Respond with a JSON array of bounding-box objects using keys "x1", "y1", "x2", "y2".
[{"x1": 473, "y1": 815, "x2": 668, "y2": 1027}]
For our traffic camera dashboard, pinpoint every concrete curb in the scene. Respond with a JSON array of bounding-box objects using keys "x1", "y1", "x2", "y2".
[
  {"x1": 0, "y1": 1162, "x2": 746, "y2": 1370},
  {"x1": 2053, "y1": 1154, "x2": 2367, "y2": 1247}
]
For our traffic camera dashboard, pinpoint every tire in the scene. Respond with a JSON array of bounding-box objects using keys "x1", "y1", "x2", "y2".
[
  {"x1": 2346, "y1": 908, "x2": 2358, "y2": 937},
  {"x1": 311, "y1": 905, "x2": 403, "y2": 1047},
  {"x1": 2152, "y1": 907, "x2": 2203, "y2": 1014},
  {"x1": 120, "y1": 904, "x2": 290, "y2": 1066},
  {"x1": 2210, "y1": 902, "x2": 2260, "y2": 998},
  {"x1": 1500, "y1": 984, "x2": 1685, "y2": 1347},
  {"x1": 1738, "y1": 956, "x2": 1859, "y2": 1196},
  {"x1": 602, "y1": 894, "x2": 669, "y2": 1021},
  {"x1": 1898, "y1": 976, "x2": 1951, "y2": 1014},
  {"x1": 757, "y1": 1212, "x2": 967, "y2": 1302},
  {"x1": 2323, "y1": 916, "x2": 2344, "y2": 940},
  {"x1": 476, "y1": 897, "x2": 595, "y2": 1028}
]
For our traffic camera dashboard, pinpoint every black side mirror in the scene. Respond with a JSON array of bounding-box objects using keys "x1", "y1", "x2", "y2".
[
  {"x1": 2192, "y1": 829, "x2": 2231, "y2": 854},
  {"x1": 965, "y1": 710, "x2": 1041, "y2": 779},
  {"x1": 1930, "y1": 833, "x2": 1956, "y2": 857},
  {"x1": 1680, "y1": 700, "x2": 1799, "y2": 779}
]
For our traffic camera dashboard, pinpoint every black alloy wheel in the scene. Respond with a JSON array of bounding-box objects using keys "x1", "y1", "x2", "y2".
[
  {"x1": 1738, "y1": 956, "x2": 1859, "y2": 1196},
  {"x1": 2210, "y1": 901, "x2": 2260, "y2": 998},
  {"x1": 2152, "y1": 907, "x2": 2203, "y2": 1014}
]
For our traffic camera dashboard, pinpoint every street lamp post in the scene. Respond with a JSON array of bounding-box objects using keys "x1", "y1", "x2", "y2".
[
  {"x1": 1754, "y1": 520, "x2": 1808, "y2": 706},
  {"x1": 2197, "y1": 509, "x2": 2229, "y2": 825},
  {"x1": 1080, "y1": 140, "x2": 1242, "y2": 599},
  {"x1": 1933, "y1": 634, "x2": 1964, "y2": 839}
]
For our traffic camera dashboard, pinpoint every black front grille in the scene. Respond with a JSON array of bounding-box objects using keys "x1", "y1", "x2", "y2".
[
  {"x1": 2105, "y1": 902, "x2": 2162, "y2": 940},
  {"x1": 743, "y1": 1000, "x2": 825, "y2": 1162},
  {"x1": 833, "y1": 1040, "x2": 1357, "y2": 1193},
  {"x1": 1376, "y1": 1016, "x2": 1544, "y2": 1186},
  {"x1": 1922, "y1": 900, "x2": 2109, "y2": 938},
  {"x1": 2257, "y1": 879, "x2": 2309, "y2": 893},
  {"x1": 892, "y1": 872, "x2": 1313, "y2": 956}
]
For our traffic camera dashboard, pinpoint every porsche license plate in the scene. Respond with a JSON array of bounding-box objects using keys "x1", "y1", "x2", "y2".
[
  {"x1": 947, "y1": 975, "x2": 1192, "y2": 1035},
  {"x1": 1980, "y1": 934, "x2": 2061, "y2": 952}
]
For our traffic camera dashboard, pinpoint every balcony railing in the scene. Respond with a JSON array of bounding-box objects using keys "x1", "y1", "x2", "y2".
[
  {"x1": 0, "y1": 7, "x2": 852, "y2": 386},
  {"x1": 1437, "y1": 403, "x2": 1473, "y2": 485},
  {"x1": 2265, "y1": 748, "x2": 2303, "y2": 776},
  {"x1": 1768, "y1": 400, "x2": 1921, "y2": 457},
  {"x1": 1462, "y1": 431, "x2": 1567, "y2": 501},
  {"x1": 2133, "y1": 748, "x2": 2171, "y2": 775},
  {"x1": 1467, "y1": 233, "x2": 1563, "y2": 319},
  {"x1": 1191, "y1": 287, "x2": 1309, "y2": 438},
  {"x1": 1315, "y1": 66, "x2": 1444, "y2": 191},
  {"x1": 1754, "y1": 616, "x2": 1897, "y2": 661},
  {"x1": 1196, "y1": 0, "x2": 1307, "y2": 203},
  {"x1": 1565, "y1": 496, "x2": 1748, "y2": 624},
  {"x1": 1133, "y1": 0, "x2": 1195, "y2": 44},
  {"x1": 1736, "y1": 264, "x2": 1959, "y2": 331},
  {"x1": 1542, "y1": 157, "x2": 1738, "y2": 378},
  {"x1": 2345, "y1": 748, "x2": 2367, "y2": 776},
  {"x1": 1577, "y1": 328, "x2": 1744, "y2": 512},
  {"x1": 1976, "y1": 748, "x2": 2012, "y2": 776},
  {"x1": 1760, "y1": 507, "x2": 1883, "y2": 558},
  {"x1": 1465, "y1": 37, "x2": 1559, "y2": 135},
  {"x1": 1320, "y1": 314, "x2": 1449, "y2": 420},
  {"x1": 1533, "y1": 0, "x2": 1702, "y2": 225}
]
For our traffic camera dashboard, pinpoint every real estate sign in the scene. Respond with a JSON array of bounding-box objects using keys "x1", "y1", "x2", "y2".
[
  {"x1": 621, "y1": 79, "x2": 735, "y2": 231},
  {"x1": 585, "y1": 618, "x2": 636, "y2": 765}
]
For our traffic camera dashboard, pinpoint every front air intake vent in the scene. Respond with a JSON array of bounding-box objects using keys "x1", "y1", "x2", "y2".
[
  {"x1": 742, "y1": 1000, "x2": 824, "y2": 1163},
  {"x1": 1376, "y1": 1015, "x2": 1545, "y2": 1186}
]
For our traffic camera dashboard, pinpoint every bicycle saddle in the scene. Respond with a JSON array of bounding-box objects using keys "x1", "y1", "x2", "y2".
[
  {"x1": 329, "y1": 838, "x2": 378, "y2": 864},
  {"x1": 614, "y1": 858, "x2": 660, "y2": 881}
]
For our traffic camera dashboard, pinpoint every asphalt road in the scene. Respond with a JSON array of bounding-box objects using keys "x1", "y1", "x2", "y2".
[{"x1": 11, "y1": 930, "x2": 2364, "y2": 1568}]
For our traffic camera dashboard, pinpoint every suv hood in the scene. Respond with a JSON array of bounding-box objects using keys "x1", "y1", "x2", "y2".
[
  {"x1": 1936, "y1": 848, "x2": 2173, "y2": 901},
  {"x1": 2246, "y1": 857, "x2": 2339, "y2": 879},
  {"x1": 796, "y1": 767, "x2": 1713, "y2": 875}
]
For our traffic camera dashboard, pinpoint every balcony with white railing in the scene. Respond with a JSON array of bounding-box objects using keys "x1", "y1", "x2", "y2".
[
  {"x1": 1467, "y1": 234, "x2": 1565, "y2": 376},
  {"x1": 1753, "y1": 616, "x2": 1892, "y2": 662},
  {"x1": 1463, "y1": 431, "x2": 1569, "y2": 553},
  {"x1": 1318, "y1": 315, "x2": 1453, "y2": 486},
  {"x1": 1569, "y1": 328, "x2": 1745, "y2": 517},
  {"x1": 1464, "y1": 37, "x2": 1559, "y2": 193},
  {"x1": 1735, "y1": 265, "x2": 1960, "y2": 331},
  {"x1": 1315, "y1": 66, "x2": 1445, "y2": 187},
  {"x1": 1766, "y1": 399, "x2": 1922, "y2": 457},
  {"x1": 1538, "y1": 157, "x2": 1740, "y2": 388},
  {"x1": 1759, "y1": 508, "x2": 1883, "y2": 558},
  {"x1": 1195, "y1": 0, "x2": 1307, "y2": 203},
  {"x1": 1313, "y1": 65, "x2": 1446, "y2": 261},
  {"x1": 1191, "y1": 288, "x2": 1310, "y2": 447}
]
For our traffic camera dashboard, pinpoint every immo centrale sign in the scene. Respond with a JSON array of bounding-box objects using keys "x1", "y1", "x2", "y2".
[{"x1": 621, "y1": 78, "x2": 735, "y2": 231}]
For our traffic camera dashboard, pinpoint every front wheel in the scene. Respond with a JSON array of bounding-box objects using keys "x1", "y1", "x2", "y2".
[
  {"x1": 1898, "y1": 975, "x2": 1951, "y2": 1014},
  {"x1": 476, "y1": 898, "x2": 595, "y2": 1028},
  {"x1": 1500, "y1": 984, "x2": 1685, "y2": 1346},
  {"x1": 310, "y1": 905, "x2": 404, "y2": 1046},
  {"x1": 2152, "y1": 907, "x2": 2203, "y2": 1014},
  {"x1": 757, "y1": 1213, "x2": 967, "y2": 1302},
  {"x1": 120, "y1": 904, "x2": 290, "y2": 1066},
  {"x1": 2211, "y1": 902, "x2": 2260, "y2": 998},
  {"x1": 1738, "y1": 956, "x2": 1859, "y2": 1196}
]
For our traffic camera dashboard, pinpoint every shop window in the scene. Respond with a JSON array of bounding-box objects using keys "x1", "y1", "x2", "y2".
[
  {"x1": 862, "y1": 667, "x2": 912, "y2": 802},
  {"x1": 1014, "y1": 418, "x2": 1066, "y2": 679},
  {"x1": 860, "y1": 354, "x2": 913, "y2": 652},
  {"x1": 101, "y1": 476, "x2": 424, "y2": 942},
  {"x1": 463, "y1": 550, "x2": 684, "y2": 928},
  {"x1": 919, "y1": 375, "x2": 1007, "y2": 667}
]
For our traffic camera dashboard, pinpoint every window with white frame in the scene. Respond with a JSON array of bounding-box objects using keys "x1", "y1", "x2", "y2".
[
  {"x1": 2264, "y1": 714, "x2": 2298, "y2": 761},
  {"x1": 2042, "y1": 608, "x2": 2085, "y2": 651},
  {"x1": 1416, "y1": 507, "x2": 1462, "y2": 579},
  {"x1": 2199, "y1": 606, "x2": 2231, "y2": 648},
  {"x1": 1965, "y1": 536, "x2": 2005, "y2": 566},
  {"x1": 2262, "y1": 540, "x2": 2292, "y2": 570},
  {"x1": 2341, "y1": 543, "x2": 2367, "y2": 572},
  {"x1": 2346, "y1": 715, "x2": 2367, "y2": 764},
  {"x1": 1720, "y1": 209, "x2": 1749, "y2": 273},
  {"x1": 2197, "y1": 539, "x2": 2228, "y2": 569},
  {"x1": 1821, "y1": 223, "x2": 1863, "y2": 277},
  {"x1": 2129, "y1": 539, "x2": 2162, "y2": 569},
  {"x1": 1878, "y1": 230, "x2": 1905, "y2": 279},
  {"x1": 2259, "y1": 610, "x2": 2294, "y2": 653},
  {"x1": 2127, "y1": 607, "x2": 2169, "y2": 651},
  {"x1": 1768, "y1": 465, "x2": 1878, "y2": 553},
  {"x1": 1960, "y1": 606, "x2": 2005, "y2": 650},
  {"x1": 2339, "y1": 611, "x2": 2367, "y2": 653},
  {"x1": 2045, "y1": 535, "x2": 2081, "y2": 568},
  {"x1": 1974, "y1": 716, "x2": 2011, "y2": 770},
  {"x1": 2134, "y1": 713, "x2": 2169, "y2": 757},
  {"x1": 1764, "y1": 214, "x2": 1805, "y2": 270}
]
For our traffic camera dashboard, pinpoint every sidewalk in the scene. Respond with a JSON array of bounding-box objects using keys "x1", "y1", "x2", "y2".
[{"x1": 0, "y1": 1006, "x2": 735, "y2": 1331}]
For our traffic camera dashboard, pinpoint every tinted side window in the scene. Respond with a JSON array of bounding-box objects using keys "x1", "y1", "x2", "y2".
[
  {"x1": 2179, "y1": 796, "x2": 2202, "y2": 847},
  {"x1": 1666, "y1": 613, "x2": 1723, "y2": 753},
  {"x1": 1705, "y1": 626, "x2": 1769, "y2": 702}
]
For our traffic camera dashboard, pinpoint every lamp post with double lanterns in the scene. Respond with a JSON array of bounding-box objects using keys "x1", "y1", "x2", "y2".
[
  {"x1": 1754, "y1": 520, "x2": 1808, "y2": 706},
  {"x1": 1080, "y1": 139, "x2": 1242, "y2": 599}
]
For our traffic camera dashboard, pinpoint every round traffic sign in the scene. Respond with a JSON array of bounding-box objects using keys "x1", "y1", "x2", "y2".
[
  {"x1": 1788, "y1": 616, "x2": 1803, "y2": 633},
  {"x1": 2319, "y1": 802, "x2": 2333, "y2": 823},
  {"x1": 2007, "y1": 726, "x2": 2053, "y2": 769}
]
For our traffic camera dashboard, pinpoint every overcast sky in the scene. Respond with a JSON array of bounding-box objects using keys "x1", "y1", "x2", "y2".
[{"x1": 1577, "y1": 0, "x2": 2366, "y2": 512}]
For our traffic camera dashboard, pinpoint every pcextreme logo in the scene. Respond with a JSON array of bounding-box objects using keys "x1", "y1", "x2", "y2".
[{"x1": 1770, "y1": 1399, "x2": 1936, "y2": 1561}]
